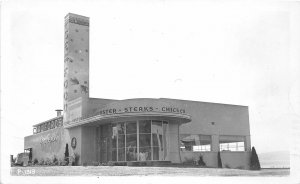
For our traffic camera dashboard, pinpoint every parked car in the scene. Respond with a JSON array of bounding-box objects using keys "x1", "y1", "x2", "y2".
[{"x1": 15, "y1": 148, "x2": 32, "y2": 166}]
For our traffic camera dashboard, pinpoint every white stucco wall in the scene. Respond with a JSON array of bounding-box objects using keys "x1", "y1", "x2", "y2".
[{"x1": 168, "y1": 123, "x2": 180, "y2": 163}]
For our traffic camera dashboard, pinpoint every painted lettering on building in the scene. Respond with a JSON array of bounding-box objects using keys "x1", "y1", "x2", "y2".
[
  {"x1": 98, "y1": 106, "x2": 186, "y2": 115},
  {"x1": 40, "y1": 135, "x2": 59, "y2": 145}
]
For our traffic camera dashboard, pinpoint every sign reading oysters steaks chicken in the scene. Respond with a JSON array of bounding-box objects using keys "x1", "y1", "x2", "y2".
[{"x1": 98, "y1": 106, "x2": 186, "y2": 116}]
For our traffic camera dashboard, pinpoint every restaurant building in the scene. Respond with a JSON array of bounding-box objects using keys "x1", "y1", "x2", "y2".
[{"x1": 24, "y1": 13, "x2": 252, "y2": 169}]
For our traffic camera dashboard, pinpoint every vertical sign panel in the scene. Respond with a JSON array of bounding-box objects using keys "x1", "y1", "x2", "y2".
[{"x1": 64, "y1": 13, "x2": 90, "y2": 124}]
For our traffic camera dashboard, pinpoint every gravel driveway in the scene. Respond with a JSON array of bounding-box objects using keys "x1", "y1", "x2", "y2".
[{"x1": 10, "y1": 166, "x2": 290, "y2": 176}]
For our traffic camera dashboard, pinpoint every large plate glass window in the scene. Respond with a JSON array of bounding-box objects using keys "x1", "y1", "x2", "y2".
[
  {"x1": 118, "y1": 122, "x2": 125, "y2": 161},
  {"x1": 104, "y1": 120, "x2": 168, "y2": 162},
  {"x1": 180, "y1": 134, "x2": 212, "y2": 152},
  {"x1": 126, "y1": 121, "x2": 137, "y2": 161},
  {"x1": 139, "y1": 120, "x2": 151, "y2": 161},
  {"x1": 151, "y1": 120, "x2": 163, "y2": 161},
  {"x1": 219, "y1": 135, "x2": 245, "y2": 151}
]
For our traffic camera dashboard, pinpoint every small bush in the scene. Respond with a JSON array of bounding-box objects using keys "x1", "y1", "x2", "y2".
[
  {"x1": 74, "y1": 153, "x2": 80, "y2": 166},
  {"x1": 64, "y1": 144, "x2": 69, "y2": 164},
  {"x1": 33, "y1": 158, "x2": 38, "y2": 165},
  {"x1": 61, "y1": 160, "x2": 67, "y2": 166},
  {"x1": 51, "y1": 156, "x2": 59, "y2": 166},
  {"x1": 53, "y1": 156, "x2": 58, "y2": 163},
  {"x1": 99, "y1": 162, "x2": 108, "y2": 166},
  {"x1": 39, "y1": 158, "x2": 45, "y2": 166},
  {"x1": 250, "y1": 146, "x2": 261, "y2": 170},
  {"x1": 107, "y1": 161, "x2": 114, "y2": 166},
  {"x1": 58, "y1": 158, "x2": 63, "y2": 166},
  {"x1": 217, "y1": 151, "x2": 222, "y2": 168},
  {"x1": 68, "y1": 156, "x2": 74, "y2": 166},
  {"x1": 64, "y1": 157, "x2": 69, "y2": 166},
  {"x1": 198, "y1": 155, "x2": 206, "y2": 167},
  {"x1": 46, "y1": 158, "x2": 52, "y2": 166}
]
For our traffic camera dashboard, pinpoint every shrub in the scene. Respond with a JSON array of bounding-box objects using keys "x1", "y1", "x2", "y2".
[
  {"x1": 68, "y1": 156, "x2": 74, "y2": 166},
  {"x1": 53, "y1": 156, "x2": 57, "y2": 163},
  {"x1": 39, "y1": 158, "x2": 45, "y2": 166},
  {"x1": 61, "y1": 160, "x2": 67, "y2": 166},
  {"x1": 64, "y1": 144, "x2": 69, "y2": 164},
  {"x1": 52, "y1": 156, "x2": 58, "y2": 166},
  {"x1": 46, "y1": 158, "x2": 52, "y2": 166},
  {"x1": 107, "y1": 161, "x2": 114, "y2": 166},
  {"x1": 74, "y1": 153, "x2": 80, "y2": 166},
  {"x1": 58, "y1": 158, "x2": 63, "y2": 166},
  {"x1": 198, "y1": 155, "x2": 206, "y2": 167},
  {"x1": 218, "y1": 151, "x2": 222, "y2": 168},
  {"x1": 33, "y1": 158, "x2": 38, "y2": 165},
  {"x1": 64, "y1": 157, "x2": 69, "y2": 165},
  {"x1": 99, "y1": 162, "x2": 107, "y2": 166},
  {"x1": 98, "y1": 162, "x2": 104, "y2": 166},
  {"x1": 250, "y1": 146, "x2": 261, "y2": 170}
]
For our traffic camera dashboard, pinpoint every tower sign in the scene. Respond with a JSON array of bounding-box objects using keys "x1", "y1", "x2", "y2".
[{"x1": 64, "y1": 13, "x2": 90, "y2": 121}]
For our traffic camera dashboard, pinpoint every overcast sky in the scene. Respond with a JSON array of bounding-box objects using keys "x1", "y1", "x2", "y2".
[{"x1": 1, "y1": 0, "x2": 300, "y2": 159}]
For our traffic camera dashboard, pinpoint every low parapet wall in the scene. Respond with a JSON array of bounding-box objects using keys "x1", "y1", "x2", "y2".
[{"x1": 180, "y1": 151, "x2": 251, "y2": 169}]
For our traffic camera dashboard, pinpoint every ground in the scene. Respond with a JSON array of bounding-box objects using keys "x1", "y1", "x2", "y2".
[{"x1": 10, "y1": 166, "x2": 290, "y2": 176}]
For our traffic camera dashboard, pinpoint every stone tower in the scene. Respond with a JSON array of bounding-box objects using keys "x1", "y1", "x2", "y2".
[{"x1": 64, "y1": 13, "x2": 89, "y2": 122}]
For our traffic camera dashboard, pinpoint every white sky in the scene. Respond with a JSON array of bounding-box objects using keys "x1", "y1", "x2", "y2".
[{"x1": 1, "y1": 0, "x2": 300, "y2": 160}]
